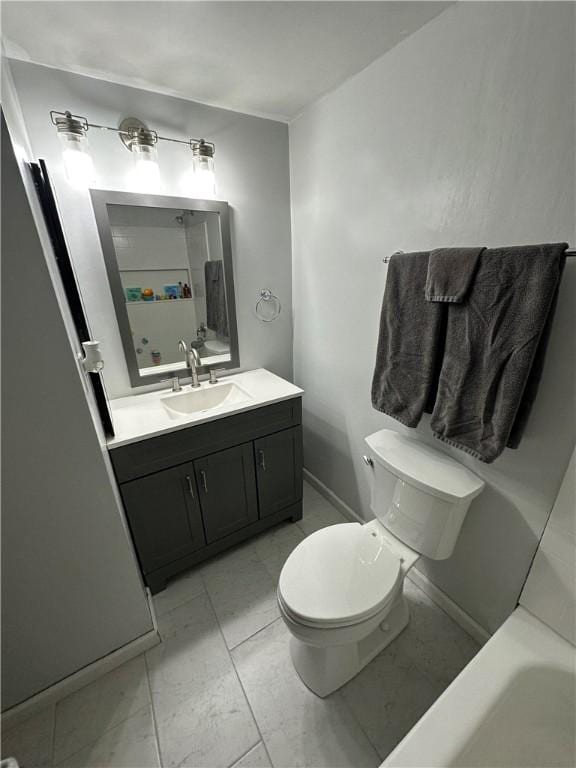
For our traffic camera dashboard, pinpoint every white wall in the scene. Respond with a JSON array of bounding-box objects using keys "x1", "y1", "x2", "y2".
[
  {"x1": 1, "y1": 96, "x2": 153, "y2": 709},
  {"x1": 111, "y1": 206, "x2": 198, "y2": 368},
  {"x1": 183, "y1": 210, "x2": 223, "y2": 336},
  {"x1": 290, "y1": 2, "x2": 576, "y2": 633},
  {"x1": 9, "y1": 60, "x2": 293, "y2": 397},
  {"x1": 520, "y1": 446, "x2": 576, "y2": 644}
]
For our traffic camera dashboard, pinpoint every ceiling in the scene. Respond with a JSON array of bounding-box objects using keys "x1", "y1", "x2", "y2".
[{"x1": 1, "y1": 1, "x2": 450, "y2": 121}]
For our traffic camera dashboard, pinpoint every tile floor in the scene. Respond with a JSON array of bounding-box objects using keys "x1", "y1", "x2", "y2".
[{"x1": 2, "y1": 482, "x2": 480, "y2": 768}]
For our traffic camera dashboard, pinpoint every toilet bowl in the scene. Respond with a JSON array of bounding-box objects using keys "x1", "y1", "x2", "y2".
[
  {"x1": 278, "y1": 429, "x2": 485, "y2": 697},
  {"x1": 278, "y1": 519, "x2": 419, "y2": 697}
]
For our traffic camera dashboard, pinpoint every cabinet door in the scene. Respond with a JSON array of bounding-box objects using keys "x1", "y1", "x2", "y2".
[
  {"x1": 254, "y1": 426, "x2": 302, "y2": 518},
  {"x1": 194, "y1": 443, "x2": 258, "y2": 544},
  {"x1": 121, "y1": 465, "x2": 205, "y2": 574}
]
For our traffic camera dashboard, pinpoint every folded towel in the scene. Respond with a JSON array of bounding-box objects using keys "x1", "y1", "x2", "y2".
[
  {"x1": 430, "y1": 243, "x2": 567, "y2": 462},
  {"x1": 204, "y1": 260, "x2": 229, "y2": 338},
  {"x1": 425, "y1": 247, "x2": 485, "y2": 302},
  {"x1": 371, "y1": 252, "x2": 446, "y2": 427}
]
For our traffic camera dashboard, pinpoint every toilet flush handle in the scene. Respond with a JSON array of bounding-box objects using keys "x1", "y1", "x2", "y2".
[{"x1": 362, "y1": 455, "x2": 374, "y2": 467}]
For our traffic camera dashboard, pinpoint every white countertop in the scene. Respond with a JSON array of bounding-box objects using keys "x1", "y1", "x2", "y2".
[{"x1": 107, "y1": 368, "x2": 303, "y2": 449}]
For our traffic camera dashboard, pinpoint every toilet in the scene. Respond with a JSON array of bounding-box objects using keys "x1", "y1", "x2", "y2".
[{"x1": 278, "y1": 429, "x2": 485, "y2": 697}]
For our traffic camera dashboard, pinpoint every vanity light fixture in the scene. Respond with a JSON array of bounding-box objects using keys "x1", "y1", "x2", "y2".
[
  {"x1": 50, "y1": 110, "x2": 217, "y2": 195},
  {"x1": 51, "y1": 111, "x2": 96, "y2": 189}
]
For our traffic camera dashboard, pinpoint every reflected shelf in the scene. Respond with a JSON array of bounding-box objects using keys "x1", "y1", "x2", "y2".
[{"x1": 125, "y1": 298, "x2": 196, "y2": 305}]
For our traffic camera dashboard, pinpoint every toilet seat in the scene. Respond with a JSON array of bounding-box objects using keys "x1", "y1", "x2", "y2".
[
  {"x1": 278, "y1": 523, "x2": 401, "y2": 628},
  {"x1": 278, "y1": 588, "x2": 396, "y2": 630}
]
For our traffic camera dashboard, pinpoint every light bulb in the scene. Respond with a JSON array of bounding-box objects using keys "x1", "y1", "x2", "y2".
[
  {"x1": 185, "y1": 140, "x2": 216, "y2": 199},
  {"x1": 61, "y1": 145, "x2": 96, "y2": 188},
  {"x1": 130, "y1": 142, "x2": 161, "y2": 192},
  {"x1": 55, "y1": 112, "x2": 96, "y2": 189}
]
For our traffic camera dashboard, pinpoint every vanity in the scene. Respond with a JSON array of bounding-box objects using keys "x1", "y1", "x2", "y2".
[
  {"x1": 107, "y1": 370, "x2": 303, "y2": 593},
  {"x1": 91, "y1": 190, "x2": 302, "y2": 592}
]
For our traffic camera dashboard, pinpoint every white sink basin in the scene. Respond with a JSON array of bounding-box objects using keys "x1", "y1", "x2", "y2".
[{"x1": 161, "y1": 383, "x2": 252, "y2": 418}]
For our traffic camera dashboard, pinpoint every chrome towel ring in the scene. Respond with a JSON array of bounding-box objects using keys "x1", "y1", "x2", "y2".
[{"x1": 256, "y1": 288, "x2": 281, "y2": 322}]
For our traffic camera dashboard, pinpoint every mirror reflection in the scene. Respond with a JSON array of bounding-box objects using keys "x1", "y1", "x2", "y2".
[{"x1": 108, "y1": 204, "x2": 231, "y2": 377}]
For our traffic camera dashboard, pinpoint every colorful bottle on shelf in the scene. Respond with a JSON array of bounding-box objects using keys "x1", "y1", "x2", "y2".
[
  {"x1": 126, "y1": 287, "x2": 142, "y2": 302},
  {"x1": 164, "y1": 284, "x2": 179, "y2": 299}
]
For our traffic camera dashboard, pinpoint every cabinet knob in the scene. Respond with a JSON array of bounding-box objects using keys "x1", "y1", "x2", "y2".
[
  {"x1": 200, "y1": 470, "x2": 208, "y2": 493},
  {"x1": 258, "y1": 449, "x2": 266, "y2": 471}
]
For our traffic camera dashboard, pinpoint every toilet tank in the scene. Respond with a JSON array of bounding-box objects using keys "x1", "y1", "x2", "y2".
[{"x1": 364, "y1": 430, "x2": 484, "y2": 560}]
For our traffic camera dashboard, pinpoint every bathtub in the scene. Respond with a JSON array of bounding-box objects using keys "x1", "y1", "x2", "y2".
[{"x1": 382, "y1": 606, "x2": 576, "y2": 768}]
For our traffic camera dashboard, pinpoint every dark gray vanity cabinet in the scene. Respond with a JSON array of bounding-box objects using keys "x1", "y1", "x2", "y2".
[
  {"x1": 255, "y1": 428, "x2": 302, "y2": 518},
  {"x1": 194, "y1": 443, "x2": 258, "y2": 543},
  {"x1": 121, "y1": 464, "x2": 205, "y2": 574},
  {"x1": 110, "y1": 397, "x2": 303, "y2": 593}
]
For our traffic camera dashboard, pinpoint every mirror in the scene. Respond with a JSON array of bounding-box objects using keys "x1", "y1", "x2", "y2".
[{"x1": 91, "y1": 191, "x2": 239, "y2": 387}]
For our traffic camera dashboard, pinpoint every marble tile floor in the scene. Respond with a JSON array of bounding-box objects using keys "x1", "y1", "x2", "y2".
[{"x1": 2, "y1": 481, "x2": 480, "y2": 768}]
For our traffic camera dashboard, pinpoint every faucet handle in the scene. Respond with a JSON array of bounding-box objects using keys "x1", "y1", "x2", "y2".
[
  {"x1": 161, "y1": 375, "x2": 182, "y2": 392},
  {"x1": 209, "y1": 369, "x2": 225, "y2": 384}
]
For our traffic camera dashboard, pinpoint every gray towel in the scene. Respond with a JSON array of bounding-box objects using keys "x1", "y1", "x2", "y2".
[
  {"x1": 371, "y1": 252, "x2": 446, "y2": 427},
  {"x1": 425, "y1": 247, "x2": 485, "y2": 302},
  {"x1": 204, "y1": 260, "x2": 229, "y2": 338},
  {"x1": 430, "y1": 243, "x2": 567, "y2": 462}
]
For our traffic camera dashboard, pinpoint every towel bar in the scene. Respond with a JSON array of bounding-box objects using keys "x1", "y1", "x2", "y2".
[{"x1": 382, "y1": 248, "x2": 575, "y2": 263}]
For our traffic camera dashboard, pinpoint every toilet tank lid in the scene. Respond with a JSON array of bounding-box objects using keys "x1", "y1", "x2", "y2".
[{"x1": 365, "y1": 430, "x2": 484, "y2": 502}]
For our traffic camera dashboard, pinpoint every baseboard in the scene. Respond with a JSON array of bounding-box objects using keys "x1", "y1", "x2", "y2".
[
  {"x1": 408, "y1": 568, "x2": 490, "y2": 646},
  {"x1": 303, "y1": 467, "x2": 491, "y2": 647},
  {"x1": 1, "y1": 623, "x2": 160, "y2": 731},
  {"x1": 303, "y1": 468, "x2": 364, "y2": 524},
  {"x1": 145, "y1": 586, "x2": 159, "y2": 635}
]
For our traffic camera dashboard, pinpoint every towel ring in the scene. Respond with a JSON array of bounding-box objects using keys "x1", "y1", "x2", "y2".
[{"x1": 255, "y1": 288, "x2": 281, "y2": 322}]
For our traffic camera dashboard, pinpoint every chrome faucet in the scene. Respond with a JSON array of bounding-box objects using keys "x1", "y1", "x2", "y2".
[{"x1": 178, "y1": 339, "x2": 202, "y2": 388}]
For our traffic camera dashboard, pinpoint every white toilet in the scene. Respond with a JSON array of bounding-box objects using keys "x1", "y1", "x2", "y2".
[{"x1": 278, "y1": 429, "x2": 485, "y2": 697}]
